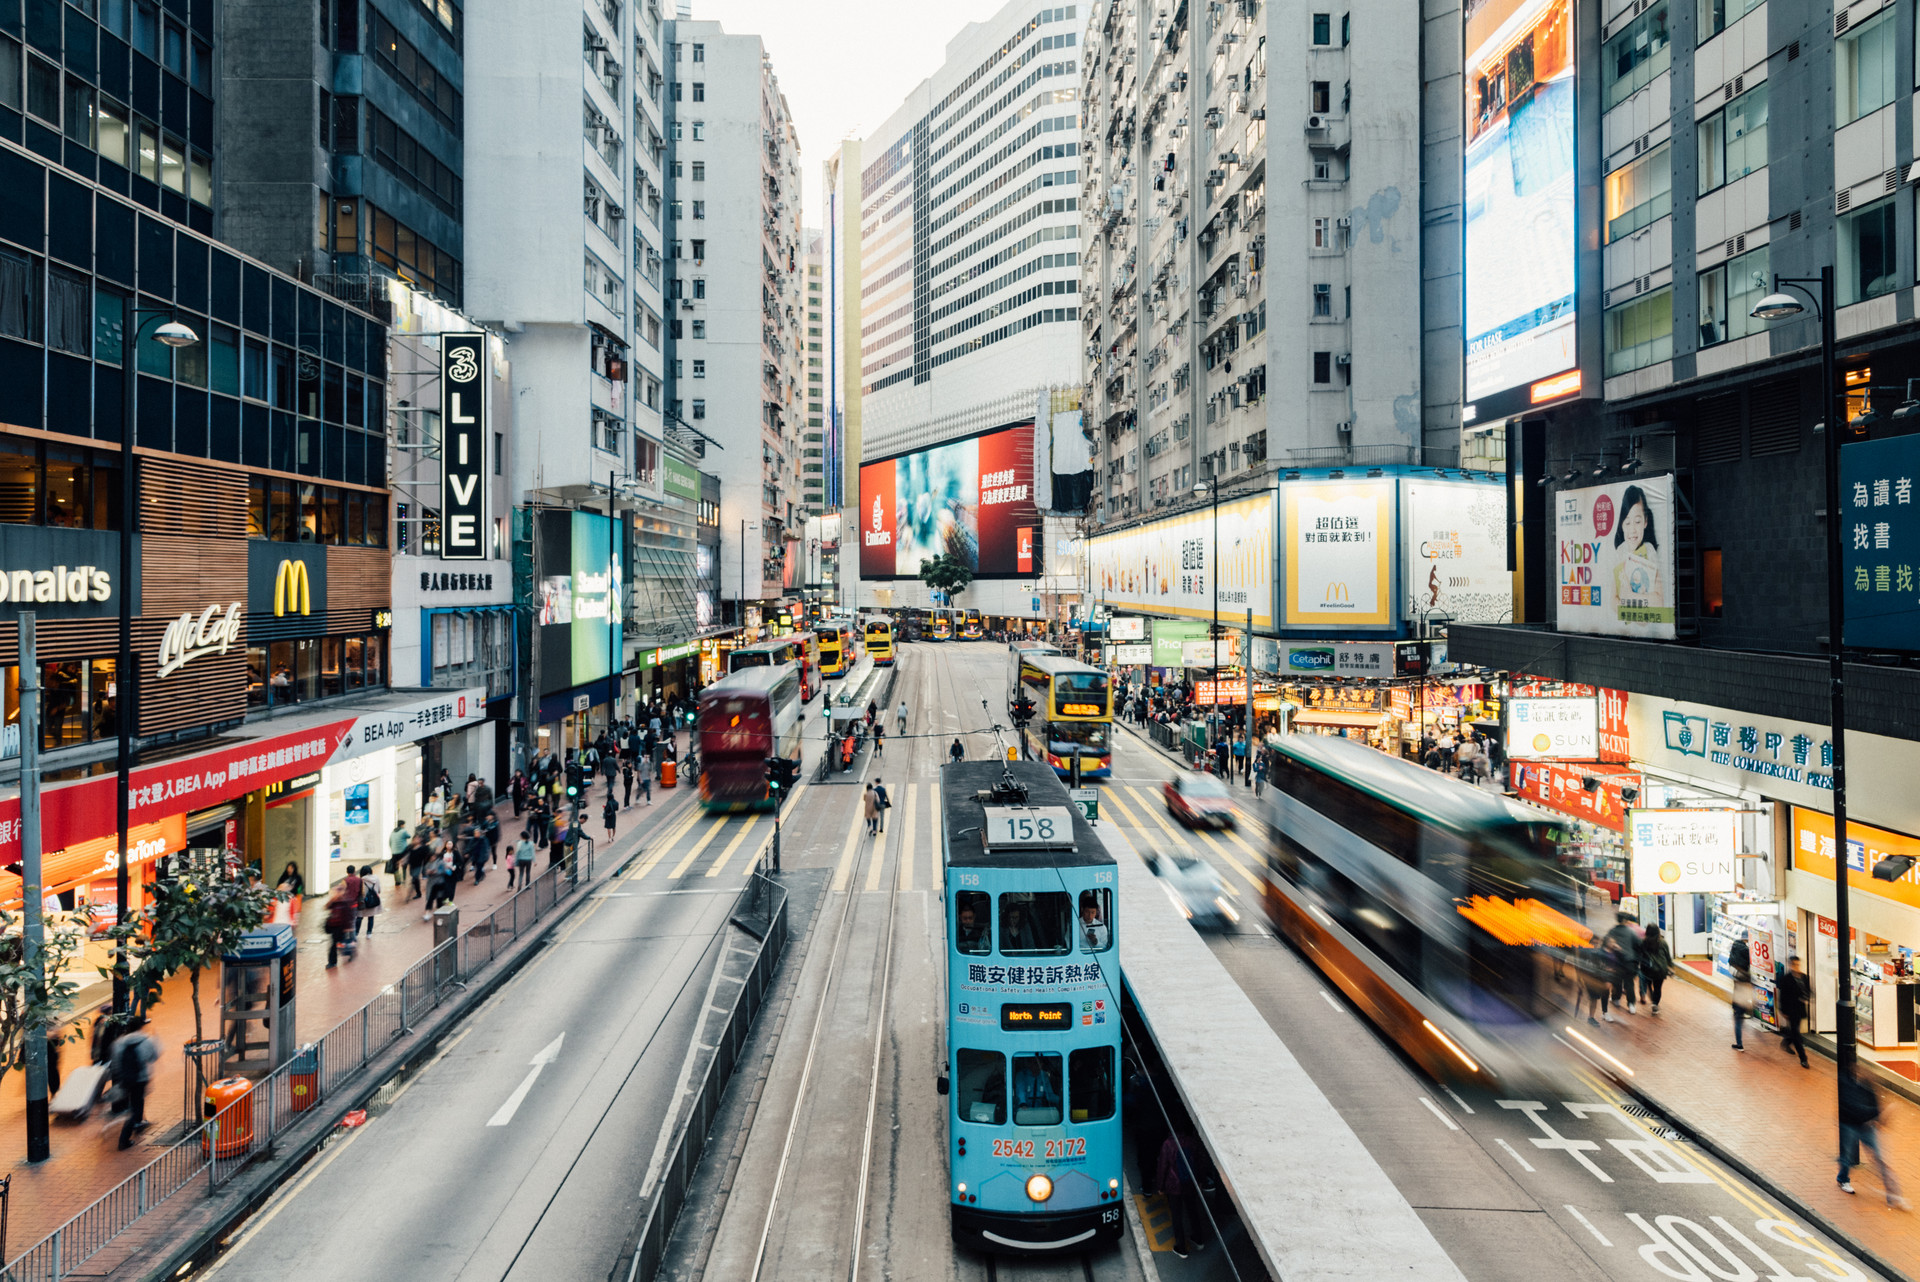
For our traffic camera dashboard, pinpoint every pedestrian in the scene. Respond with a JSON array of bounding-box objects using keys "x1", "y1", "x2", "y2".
[
  {"x1": 386, "y1": 820, "x2": 409, "y2": 878},
  {"x1": 510, "y1": 769, "x2": 529, "y2": 817},
  {"x1": 1602, "y1": 912, "x2": 1640, "y2": 1017},
  {"x1": 949, "y1": 738, "x2": 965, "y2": 765},
  {"x1": 464, "y1": 773, "x2": 482, "y2": 808},
  {"x1": 325, "y1": 870, "x2": 361, "y2": 968},
  {"x1": 1637, "y1": 924, "x2": 1672, "y2": 1014},
  {"x1": 603, "y1": 792, "x2": 618, "y2": 843},
  {"x1": 275, "y1": 859, "x2": 305, "y2": 906},
  {"x1": 423, "y1": 847, "x2": 454, "y2": 914},
  {"x1": 864, "y1": 783, "x2": 881, "y2": 836},
  {"x1": 897, "y1": 700, "x2": 908, "y2": 735},
  {"x1": 637, "y1": 761, "x2": 653, "y2": 805},
  {"x1": 1729, "y1": 931, "x2": 1754, "y2": 1050},
  {"x1": 510, "y1": 830, "x2": 537, "y2": 889},
  {"x1": 355, "y1": 864, "x2": 381, "y2": 938},
  {"x1": 549, "y1": 812, "x2": 570, "y2": 866},
  {"x1": 1776, "y1": 955, "x2": 1812, "y2": 1067},
  {"x1": 622, "y1": 759, "x2": 635, "y2": 807},
  {"x1": 468, "y1": 823, "x2": 490, "y2": 885},
  {"x1": 1576, "y1": 944, "x2": 1612, "y2": 1025},
  {"x1": 485, "y1": 808, "x2": 501, "y2": 869},
  {"x1": 872, "y1": 723, "x2": 885, "y2": 758},
  {"x1": 874, "y1": 778, "x2": 891, "y2": 833},
  {"x1": 1839, "y1": 1067, "x2": 1910, "y2": 1206},
  {"x1": 1252, "y1": 750, "x2": 1269, "y2": 799},
  {"x1": 111, "y1": 1016, "x2": 158, "y2": 1150},
  {"x1": 1156, "y1": 1131, "x2": 1207, "y2": 1259}
]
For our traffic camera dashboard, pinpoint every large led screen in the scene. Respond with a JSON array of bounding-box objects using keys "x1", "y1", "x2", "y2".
[
  {"x1": 1464, "y1": 0, "x2": 1576, "y2": 407},
  {"x1": 537, "y1": 509, "x2": 624, "y2": 694},
  {"x1": 859, "y1": 425, "x2": 1040, "y2": 578}
]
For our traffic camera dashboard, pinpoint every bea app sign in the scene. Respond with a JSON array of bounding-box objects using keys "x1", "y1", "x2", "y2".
[{"x1": 1507, "y1": 696, "x2": 1597, "y2": 759}]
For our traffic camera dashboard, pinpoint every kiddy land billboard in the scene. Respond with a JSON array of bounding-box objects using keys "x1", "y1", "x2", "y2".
[{"x1": 859, "y1": 425, "x2": 1041, "y2": 578}]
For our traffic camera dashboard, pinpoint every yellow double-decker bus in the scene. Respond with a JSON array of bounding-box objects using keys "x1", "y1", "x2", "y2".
[
  {"x1": 930, "y1": 608, "x2": 954, "y2": 641},
  {"x1": 959, "y1": 608, "x2": 984, "y2": 639},
  {"x1": 862, "y1": 614, "x2": 895, "y2": 666},
  {"x1": 817, "y1": 623, "x2": 854, "y2": 677},
  {"x1": 1010, "y1": 654, "x2": 1113, "y2": 778}
]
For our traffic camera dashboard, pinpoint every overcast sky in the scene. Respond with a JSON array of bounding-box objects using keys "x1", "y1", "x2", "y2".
[{"x1": 688, "y1": 0, "x2": 1021, "y2": 227}]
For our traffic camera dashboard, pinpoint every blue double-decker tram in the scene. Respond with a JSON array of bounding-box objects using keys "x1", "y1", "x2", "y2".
[{"x1": 939, "y1": 761, "x2": 1124, "y2": 1257}]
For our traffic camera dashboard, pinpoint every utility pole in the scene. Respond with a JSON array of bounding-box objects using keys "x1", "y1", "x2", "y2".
[{"x1": 18, "y1": 614, "x2": 49, "y2": 1162}]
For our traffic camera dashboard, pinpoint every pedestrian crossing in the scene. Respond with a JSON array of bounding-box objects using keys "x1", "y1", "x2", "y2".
[{"x1": 1096, "y1": 780, "x2": 1268, "y2": 896}]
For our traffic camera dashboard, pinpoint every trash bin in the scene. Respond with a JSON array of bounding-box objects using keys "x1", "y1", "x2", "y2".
[
  {"x1": 202, "y1": 1077, "x2": 255, "y2": 1158},
  {"x1": 288, "y1": 1043, "x2": 319, "y2": 1113},
  {"x1": 660, "y1": 759, "x2": 677, "y2": 789}
]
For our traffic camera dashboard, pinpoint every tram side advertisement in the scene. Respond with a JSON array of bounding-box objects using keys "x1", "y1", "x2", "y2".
[{"x1": 859, "y1": 425, "x2": 1041, "y2": 578}]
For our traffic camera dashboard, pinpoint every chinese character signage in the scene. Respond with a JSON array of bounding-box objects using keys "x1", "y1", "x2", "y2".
[
  {"x1": 1510, "y1": 761, "x2": 1640, "y2": 832},
  {"x1": 1272, "y1": 642, "x2": 1394, "y2": 676},
  {"x1": 1088, "y1": 493, "x2": 1276, "y2": 627},
  {"x1": 1791, "y1": 808, "x2": 1920, "y2": 912},
  {"x1": 1506, "y1": 696, "x2": 1597, "y2": 759},
  {"x1": 1283, "y1": 478, "x2": 1394, "y2": 628},
  {"x1": 1629, "y1": 809, "x2": 1740, "y2": 894},
  {"x1": 1840, "y1": 434, "x2": 1920, "y2": 650},
  {"x1": 1556, "y1": 475, "x2": 1676, "y2": 638}
]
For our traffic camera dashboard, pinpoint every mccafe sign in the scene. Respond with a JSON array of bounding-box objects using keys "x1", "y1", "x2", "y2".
[{"x1": 156, "y1": 602, "x2": 244, "y2": 678}]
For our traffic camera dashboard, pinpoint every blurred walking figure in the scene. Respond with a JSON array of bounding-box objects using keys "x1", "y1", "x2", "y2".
[
  {"x1": 509, "y1": 830, "x2": 537, "y2": 889},
  {"x1": 1776, "y1": 955, "x2": 1812, "y2": 1067},
  {"x1": 1637, "y1": 924, "x2": 1672, "y2": 1014},
  {"x1": 325, "y1": 869, "x2": 361, "y2": 968},
  {"x1": 1729, "y1": 931, "x2": 1754, "y2": 1050},
  {"x1": 1839, "y1": 1067, "x2": 1910, "y2": 1207},
  {"x1": 112, "y1": 1017, "x2": 158, "y2": 1150},
  {"x1": 863, "y1": 783, "x2": 881, "y2": 836},
  {"x1": 1156, "y1": 1131, "x2": 1207, "y2": 1259},
  {"x1": 355, "y1": 865, "x2": 381, "y2": 937},
  {"x1": 1602, "y1": 913, "x2": 1640, "y2": 1017}
]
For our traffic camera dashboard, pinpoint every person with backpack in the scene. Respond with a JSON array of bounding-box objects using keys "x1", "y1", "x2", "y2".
[
  {"x1": 355, "y1": 864, "x2": 381, "y2": 938},
  {"x1": 874, "y1": 778, "x2": 891, "y2": 833},
  {"x1": 1637, "y1": 924, "x2": 1672, "y2": 1014},
  {"x1": 1839, "y1": 1067, "x2": 1910, "y2": 1206},
  {"x1": 112, "y1": 1017, "x2": 159, "y2": 1150}
]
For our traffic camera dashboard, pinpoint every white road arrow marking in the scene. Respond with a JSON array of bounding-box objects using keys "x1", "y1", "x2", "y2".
[{"x1": 487, "y1": 1032, "x2": 564, "y2": 1127}]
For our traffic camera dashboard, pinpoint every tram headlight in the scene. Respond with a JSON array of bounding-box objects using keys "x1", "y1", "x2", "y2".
[{"x1": 1025, "y1": 1174, "x2": 1053, "y2": 1203}]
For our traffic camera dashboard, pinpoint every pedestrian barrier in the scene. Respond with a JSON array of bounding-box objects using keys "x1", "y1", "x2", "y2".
[
  {"x1": 2, "y1": 844, "x2": 597, "y2": 1282},
  {"x1": 619, "y1": 866, "x2": 790, "y2": 1282}
]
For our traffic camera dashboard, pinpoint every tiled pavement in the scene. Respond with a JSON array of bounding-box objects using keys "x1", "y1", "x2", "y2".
[{"x1": 0, "y1": 777, "x2": 699, "y2": 1258}]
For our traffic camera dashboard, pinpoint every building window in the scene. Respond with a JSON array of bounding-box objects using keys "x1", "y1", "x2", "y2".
[
  {"x1": 1838, "y1": 196, "x2": 1897, "y2": 306},
  {"x1": 1698, "y1": 0, "x2": 1762, "y2": 41},
  {"x1": 692, "y1": 277, "x2": 706, "y2": 299},
  {"x1": 1604, "y1": 287, "x2": 1673, "y2": 376},
  {"x1": 692, "y1": 42, "x2": 704, "y2": 61},
  {"x1": 692, "y1": 359, "x2": 705, "y2": 378},
  {"x1": 691, "y1": 238, "x2": 706, "y2": 259},
  {"x1": 25, "y1": 55, "x2": 58, "y2": 125},
  {"x1": 691, "y1": 81, "x2": 705, "y2": 102},
  {"x1": 1312, "y1": 351, "x2": 1331, "y2": 383},
  {"x1": 691, "y1": 398, "x2": 706, "y2": 419},
  {"x1": 692, "y1": 200, "x2": 705, "y2": 219},
  {"x1": 691, "y1": 162, "x2": 705, "y2": 182},
  {"x1": 1836, "y1": 8, "x2": 1895, "y2": 127},
  {"x1": 1604, "y1": 143, "x2": 1670, "y2": 243},
  {"x1": 1311, "y1": 13, "x2": 1330, "y2": 44},
  {"x1": 1310, "y1": 81, "x2": 1329, "y2": 113},
  {"x1": 692, "y1": 319, "x2": 706, "y2": 338},
  {"x1": 691, "y1": 121, "x2": 704, "y2": 140},
  {"x1": 1696, "y1": 244, "x2": 1769, "y2": 347},
  {"x1": 1312, "y1": 283, "x2": 1331, "y2": 317},
  {"x1": 1341, "y1": 13, "x2": 1350, "y2": 44},
  {"x1": 62, "y1": 78, "x2": 91, "y2": 146},
  {"x1": 0, "y1": 248, "x2": 42, "y2": 342},
  {"x1": 1311, "y1": 217, "x2": 1331, "y2": 249},
  {"x1": 1696, "y1": 83, "x2": 1766, "y2": 194},
  {"x1": 1602, "y1": 3, "x2": 1669, "y2": 111}
]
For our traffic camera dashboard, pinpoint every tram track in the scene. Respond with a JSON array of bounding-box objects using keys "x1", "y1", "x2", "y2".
[{"x1": 983, "y1": 1251, "x2": 1101, "y2": 1282}]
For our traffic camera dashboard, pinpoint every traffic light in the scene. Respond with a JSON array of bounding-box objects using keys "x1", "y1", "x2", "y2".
[
  {"x1": 764, "y1": 755, "x2": 800, "y2": 801},
  {"x1": 1010, "y1": 693, "x2": 1038, "y2": 726},
  {"x1": 565, "y1": 760, "x2": 584, "y2": 799}
]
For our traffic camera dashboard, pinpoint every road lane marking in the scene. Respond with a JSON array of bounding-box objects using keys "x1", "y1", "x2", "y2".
[
  {"x1": 626, "y1": 807, "x2": 704, "y2": 880},
  {"x1": 831, "y1": 799, "x2": 868, "y2": 892},
  {"x1": 1443, "y1": 1085, "x2": 1475, "y2": 1114},
  {"x1": 898, "y1": 780, "x2": 918, "y2": 893},
  {"x1": 1319, "y1": 990, "x2": 1345, "y2": 1013},
  {"x1": 1418, "y1": 1096, "x2": 1459, "y2": 1130},
  {"x1": 1496, "y1": 1138, "x2": 1536, "y2": 1172},
  {"x1": 668, "y1": 815, "x2": 733, "y2": 879},
  {"x1": 1192, "y1": 828, "x2": 1264, "y2": 895},
  {"x1": 1571, "y1": 1068, "x2": 1786, "y2": 1226},
  {"x1": 1565, "y1": 1204, "x2": 1611, "y2": 1247},
  {"x1": 487, "y1": 1032, "x2": 565, "y2": 1126},
  {"x1": 704, "y1": 817, "x2": 760, "y2": 877}
]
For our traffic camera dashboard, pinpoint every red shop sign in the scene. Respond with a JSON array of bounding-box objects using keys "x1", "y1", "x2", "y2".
[{"x1": 1509, "y1": 760, "x2": 1641, "y2": 833}]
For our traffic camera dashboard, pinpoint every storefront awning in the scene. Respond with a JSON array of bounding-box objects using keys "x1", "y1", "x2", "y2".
[{"x1": 1294, "y1": 711, "x2": 1392, "y2": 729}]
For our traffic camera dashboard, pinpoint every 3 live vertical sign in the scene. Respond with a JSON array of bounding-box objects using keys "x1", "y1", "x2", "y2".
[{"x1": 440, "y1": 333, "x2": 487, "y2": 561}]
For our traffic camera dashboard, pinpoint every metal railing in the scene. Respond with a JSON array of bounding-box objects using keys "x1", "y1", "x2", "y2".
[
  {"x1": 621, "y1": 868, "x2": 789, "y2": 1282},
  {"x1": 3, "y1": 845, "x2": 597, "y2": 1282}
]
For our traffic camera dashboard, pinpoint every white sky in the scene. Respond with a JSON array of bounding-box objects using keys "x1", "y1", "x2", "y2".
[{"x1": 689, "y1": 0, "x2": 1021, "y2": 227}]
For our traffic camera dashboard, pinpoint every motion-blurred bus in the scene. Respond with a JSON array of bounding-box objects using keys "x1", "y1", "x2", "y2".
[
  {"x1": 1010, "y1": 654, "x2": 1113, "y2": 779},
  {"x1": 863, "y1": 614, "x2": 895, "y2": 666},
  {"x1": 728, "y1": 634, "x2": 820, "y2": 701},
  {"x1": 697, "y1": 666, "x2": 804, "y2": 812}
]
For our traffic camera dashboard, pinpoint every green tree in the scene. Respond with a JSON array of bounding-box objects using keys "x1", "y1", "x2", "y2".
[
  {"x1": 0, "y1": 908, "x2": 83, "y2": 1095},
  {"x1": 117, "y1": 852, "x2": 273, "y2": 1052},
  {"x1": 918, "y1": 553, "x2": 974, "y2": 603}
]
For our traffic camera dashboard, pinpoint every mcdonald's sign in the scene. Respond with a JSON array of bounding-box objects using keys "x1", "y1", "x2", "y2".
[
  {"x1": 1321, "y1": 581, "x2": 1352, "y2": 606},
  {"x1": 273, "y1": 559, "x2": 311, "y2": 616},
  {"x1": 247, "y1": 544, "x2": 327, "y2": 618}
]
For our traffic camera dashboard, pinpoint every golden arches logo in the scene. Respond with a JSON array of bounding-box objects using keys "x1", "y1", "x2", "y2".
[
  {"x1": 274, "y1": 559, "x2": 311, "y2": 617},
  {"x1": 1323, "y1": 581, "x2": 1352, "y2": 605}
]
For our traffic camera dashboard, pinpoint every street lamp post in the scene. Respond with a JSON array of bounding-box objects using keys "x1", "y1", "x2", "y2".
[
  {"x1": 1750, "y1": 267, "x2": 1857, "y2": 1112},
  {"x1": 1193, "y1": 475, "x2": 1221, "y2": 742},
  {"x1": 112, "y1": 305, "x2": 199, "y2": 1015}
]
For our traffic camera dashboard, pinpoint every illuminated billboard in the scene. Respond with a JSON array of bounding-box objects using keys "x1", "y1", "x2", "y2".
[
  {"x1": 1555, "y1": 475, "x2": 1676, "y2": 639},
  {"x1": 1401, "y1": 478, "x2": 1511, "y2": 622},
  {"x1": 1464, "y1": 0, "x2": 1576, "y2": 410},
  {"x1": 1282, "y1": 479, "x2": 1394, "y2": 629},
  {"x1": 859, "y1": 425, "x2": 1040, "y2": 578},
  {"x1": 1087, "y1": 494, "x2": 1276, "y2": 628},
  {"x1": 537, "y1": 509, "x2": 624, "y2": 695}
]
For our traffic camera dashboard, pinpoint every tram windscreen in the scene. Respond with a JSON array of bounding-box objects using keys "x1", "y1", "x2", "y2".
[
  {"x1": 956, "y1": 1048, "x2": 1006, "y2": 1125},
  {"x1": 998, "y1": 891, "x2": 1072, "y2": 955},
  {"x1": 954, "y1": 891, "x2": 990, "y2": 955},
  {"x1": 1069, "y1": 1047, "x2": 1115, "y2": 1122},
  {"x1": 1011, "y1": 1052, "x2": 1063, "y2": 1126}
]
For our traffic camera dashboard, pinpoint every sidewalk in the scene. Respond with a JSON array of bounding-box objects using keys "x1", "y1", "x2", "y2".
[{"x1": 0, "y1": 778, "x2": 699, "y2": 1257}]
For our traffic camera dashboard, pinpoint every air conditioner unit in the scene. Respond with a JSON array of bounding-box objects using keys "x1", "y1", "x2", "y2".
[
  {"x1": 1207, "y1": 169, "x2": 1227, "y2": 186},
  {"x1": 1335, "y1": 353, "x2": 1352, "y2": 367},
  {"x1": 1249, "y1": 107, "x2": 1266, "y2": 121},
  {"x1": 1335, "y1": 215, "x2": 1352, "y2": 228},
  {"x1": 1335, "y1": 419, "x2": 1353, "y2": 435},
  {"x1": 1306, "y1": 114, "x2": 1328, "y2": 132},
  {"x1": 680, "y1": 299, "x2": 695, "y2": 310}
]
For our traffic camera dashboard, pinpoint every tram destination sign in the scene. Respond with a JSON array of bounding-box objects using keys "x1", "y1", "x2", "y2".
[
  {"x1": 1000, "y1": 1003, "x2": 1073, "y2": 1030},
  {"x1": 982, "y1": 805, "x2": 1076, "y2": 850}
]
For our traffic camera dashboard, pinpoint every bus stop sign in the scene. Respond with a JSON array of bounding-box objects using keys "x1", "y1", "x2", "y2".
[{"x1": 1069, "y1": 787, "x2": 1099, "y2": 825}]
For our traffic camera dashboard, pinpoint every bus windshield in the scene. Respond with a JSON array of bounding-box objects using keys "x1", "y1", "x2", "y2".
[
  {"x1": 1053, "y1": 672, "x2": 1109, "y2": 714},
  {"x1": 1047, "y1": 722, "x2": 1110, "y2": 753},
  {"x1": 731, "y1": 651, "x2": 770, "y2": 668}
]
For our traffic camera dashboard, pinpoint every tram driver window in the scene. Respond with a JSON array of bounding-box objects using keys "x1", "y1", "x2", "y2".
[
  {"x1": 999, "y1": 891, "x2": 1071, "y2": 955},
  {"x1": 955, "y1": 1048, "x2": 1006, "y2": 1125},
  {"x1": 954, "y1": 891, "x2": 990, "y2": 954},
  {"x1": 1011, "y1": 1052, "x2": 1063, "y2": 1126},
  {"x1": 1077, "y1": 889, "x2": 1112, "y2": 951},
  {"x1": 1069, "y1": 1047, "x2": 1115, "y2": 1122}
]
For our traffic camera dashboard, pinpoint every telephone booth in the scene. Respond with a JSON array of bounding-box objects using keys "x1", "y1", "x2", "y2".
[{"x1": 219, "y1": 924, "x2": 298, "y2": 1079}]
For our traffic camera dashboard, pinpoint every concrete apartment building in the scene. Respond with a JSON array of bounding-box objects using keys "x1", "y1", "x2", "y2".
[
  {"x1": 662, "y1": 20, "x2": 804, "y2": 623},
  {"x1": 1080, "y1": 0, "x2": 1458, "y2": 523},
  {"x1": 848, "y1": 1, "x2": 1091, "y2": 621},
  {"x1": 803, "y1": 229, "x2": 827, "y2": 515}
]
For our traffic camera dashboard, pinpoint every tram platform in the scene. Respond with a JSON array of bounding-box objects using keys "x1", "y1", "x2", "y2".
[
  {"x1": 815, "y1": 653, "x2": 898, "y2": 785},
  {"x1": 1104, "y1": 819, "x2": 1469, "y2": 1281}
]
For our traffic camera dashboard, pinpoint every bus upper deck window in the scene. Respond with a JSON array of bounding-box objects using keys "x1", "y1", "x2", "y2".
[
  {"x1": 1077, "y1": 889, "x2": 1112, "y2": 952},
  {"x1": 956, "y1": 1048, "x2": 1006, "y2": 1125},
  {"x1": 954, "y1": 890, "x2": 990, "y2": 954},
  {"x1": 999, "y1": 891, "x2": 1071, "y2": 955}
]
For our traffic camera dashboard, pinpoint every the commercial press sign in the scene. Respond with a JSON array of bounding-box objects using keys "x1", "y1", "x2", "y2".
[{"x1": 440, "y1": 333, "x2": 488, "y2": 561}]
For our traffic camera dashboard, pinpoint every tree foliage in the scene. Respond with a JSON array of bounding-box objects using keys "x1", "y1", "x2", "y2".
[
  {"x1": 0, "y1": 908, "x2": 83, "y2": 1095},
  {"x1": 116, "y1": 852, "x2": 273, "y2": 1050},
  {"x1": 918, "y1": 553, "x2": 974, "y2": 601}
]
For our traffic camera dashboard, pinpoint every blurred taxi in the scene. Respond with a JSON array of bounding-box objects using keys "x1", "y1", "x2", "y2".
[
  {"x1": 1164, "y1": 769, "x2": 1236, "y2": 828},
  {"x1": 1145, "y1": 849, "x2": 1239, "y2": 931}
]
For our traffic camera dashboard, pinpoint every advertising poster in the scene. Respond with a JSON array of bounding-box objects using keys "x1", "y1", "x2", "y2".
[
  {"x1": 1791, "y1": 808, "x2": 1920, "y2": 912},
  {"x1": 1151, "y1": 619, "x2": 1208, "y2": 668},
  {"x1": 1088, "y1": 494, "x2": 1276, "y2": 627},
  {"x1": 538, "y1": 510, "x2": 623, "y2": 694},
  {"x1": 1509, "y1": 761, "x2": 1640, "y2": 832},
  {"x1": 1556, "y1": 475, "x2": 1676, "y2": 638},
  {"x1": 1401, "y1": 478, "x2": 1510, "y2": 622},
  {"x1": 1628, "y1": 809, "x2": 1740, "y2": 895},
  {"x1": 1464, "y1": 0, "x2": 1577, "y2": 408},
  {"x1": 1108, "y1": 616, "x2": 1145, "y2": 641},
  {"x1": 857, "y1": 424, "x2": 1040, "y2": 578},
  {"x1": 1507, "y1": 696, "x2": 1597, "y2": 758},
  {"x1": 1275, "y1": 643, "x2": 1394, "y2": 677},
  {"x1": 1839, "y1": 434, "x2": 1920, "y2": 650},
  {"x1": 1283, "y1": 479, "x2": 1394, "y2": 629}
]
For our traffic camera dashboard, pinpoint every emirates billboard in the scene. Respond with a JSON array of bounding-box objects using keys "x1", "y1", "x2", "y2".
[{"x1": 859, "y1": 425, "x2": 1041, "y2": 578}]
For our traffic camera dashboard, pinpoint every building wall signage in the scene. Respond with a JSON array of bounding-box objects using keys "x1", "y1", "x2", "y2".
[
  {"x1": 0, "y1": 528, "x2": 130, "y2": 617},
  {"x1": 155, "y1": 602, "x2": 244, "y2": 678},
  {"x1": 440, "y1": 333, "x2": 489, "y2": 561},
  {"x1": 418, "y1": 571, "x2": 498, "y2": 592},
  {"x1": 248, "y1": 544, "x2": 328, "y2": 617},
  {"x1": 0, "y1": 565, "x2": 112, "y2": 605},
  {"x1": 1628, "y1": 808, "x2": 1740, "y2": 895}
]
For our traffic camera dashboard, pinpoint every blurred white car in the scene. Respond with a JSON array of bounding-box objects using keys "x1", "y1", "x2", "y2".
[{"x1": 1145, "y1": 849, "x2": 1240, "y2": 932}]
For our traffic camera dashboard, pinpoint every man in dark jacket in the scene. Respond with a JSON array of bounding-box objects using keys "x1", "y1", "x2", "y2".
[
  {"x1": 1838, "y1": 1068, "x2": 1909, "y2": 1206},
  {"x1": 1602, "y1": 914, "x2": 1641, "y2": 1017},
  {"x1": 1729, "y1": 934, "x2": 1753, "y2": 1050},
  {"x1": 1776, "y1": 955, "x2": 1812, "y2": 1067}
]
